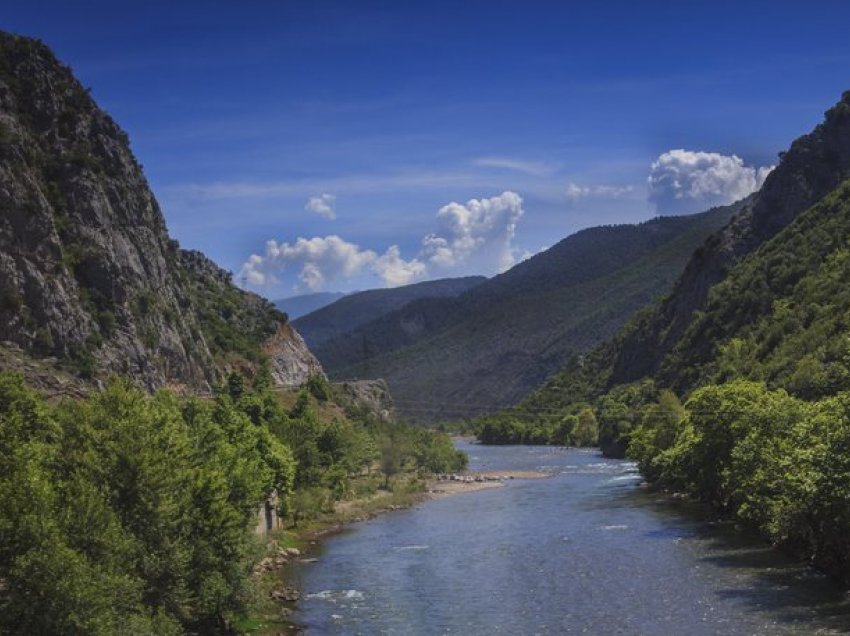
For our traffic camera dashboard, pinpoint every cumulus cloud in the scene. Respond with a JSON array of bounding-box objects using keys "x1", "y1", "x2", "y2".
[
  {"x1": 241, "y1": 191, "x2": 524, "y2": 292},
  {"x1": 305, "y1": 193, "x2": 337, "y2": 219},
  {"x1": 421, "y1": 191, "x2": 524, "y2": 273},
  {"x1": 238, "y1": 235, "x2": 424, "y2": 291},
  {"x1": 648, "y1": 150, "x2": 773, "y2": 214},
  {"x1": 565, "y1": 182, "x2": 635, "y2": 202},
  {"x1": 373, "y1": 245, "x2": 427, "y2": 287}
]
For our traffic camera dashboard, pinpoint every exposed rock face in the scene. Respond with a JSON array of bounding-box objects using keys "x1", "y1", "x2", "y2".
[
  {"x1": 0, "y1": 33, "x2": 320, "y2": 391},
  {"x1": 262, "y1": 323, "x2": 324, "y2": 387},
  {"x1": 608, "y1": 92, "x2": 850, "y2": 386},
  {"x1": 0, "y1": 340, "x2": 86, "y2": 400},
  {"x1": 334, "y1": 379, "x2": 395, "y2": 421}
]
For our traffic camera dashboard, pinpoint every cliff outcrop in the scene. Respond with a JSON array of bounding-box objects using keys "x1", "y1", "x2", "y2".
[{"x1": 0, "y1": 33, "x2": 320, "y2": 391}]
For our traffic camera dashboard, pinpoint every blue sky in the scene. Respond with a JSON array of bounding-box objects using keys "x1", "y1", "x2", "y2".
[{"x1": 6, "y1": 1, "x2": 850, "y2": 297}]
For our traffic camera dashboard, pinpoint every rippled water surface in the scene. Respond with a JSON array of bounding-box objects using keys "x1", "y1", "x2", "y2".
[{"x1": 288, "y1": 442, "x2": 850, "y2": 635}]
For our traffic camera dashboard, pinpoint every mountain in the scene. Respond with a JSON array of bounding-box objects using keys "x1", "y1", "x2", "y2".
[
  {"x1": 310, "y1": 206, "x2": 741, "y2": 421},
  {"x1": 512, "y1": 91, "x2": 850, "y2": 444},
  {"x1": 607, "y1": 93, "x2": 850, "y2": 388},
  {"x1": 274, "y1": 291, "x2": 346, "y2": 320},
  {"x1": 0, "y1": 33, "x2": 321, "y2": 392},
  {"x1": 488, "y1": 94, "x2": 850, "y2": 586},
  {"x1": 293, "y1": 276, "x2": 486, "y2": 348}
]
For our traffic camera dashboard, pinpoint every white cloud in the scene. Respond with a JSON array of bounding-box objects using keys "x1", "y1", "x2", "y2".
[
  {"x1": 565, "y1": 182, "x2": 636, "y2": 201},
  {"x1": 420, "y1": 191, "x2": 524, "y2": 273},
  {"x1": 239, "y1": 235, "x2": 425, "y2": 291},
  {"x1": 305, "y1": 193, "x2": 337, "y2": 219},
  {"x1": 241, "y1": 191, "x2": 525, "y2": 292},
  {"x1": 373, "y1": 245, "x2": 427, "y2": 287},
  {"x1": 473, "y1": 157, "x2": 558, "y2": 176},
  {"x1": 648, "y1": 149, "x2": 774, "y2": 214}
]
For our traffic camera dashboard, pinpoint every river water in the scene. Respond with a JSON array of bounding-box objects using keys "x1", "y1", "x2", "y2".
[{"x1": 287, "y1": 441, "x2": 850, "y2": 635}]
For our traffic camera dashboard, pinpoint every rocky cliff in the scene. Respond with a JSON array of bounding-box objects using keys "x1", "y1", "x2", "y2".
[
  {"x1": 0, "y1": 33, "x2": 321, "y2": 391},
  {"x1": 608, "y1": 92, "x2": 850, "y2": 386}
]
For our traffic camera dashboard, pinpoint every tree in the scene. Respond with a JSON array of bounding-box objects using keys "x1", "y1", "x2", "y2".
[
  {"x1": 573, "y1": 408, "x2": 599, "y2": 447},
  {"x1": 628, "y1": 390, "x2": 686, "y2": 480},
  {"x1": 380, "y1": 436, "x2": 404, "y2": 489}
]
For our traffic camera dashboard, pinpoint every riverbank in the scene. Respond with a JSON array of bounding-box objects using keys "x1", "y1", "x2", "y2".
[
  {"x1": 239, "y1": 468, "x2": 552, "y2": 634},
  {"x1": 283, "y1": 442, "x2": 850, "y2": 635}
]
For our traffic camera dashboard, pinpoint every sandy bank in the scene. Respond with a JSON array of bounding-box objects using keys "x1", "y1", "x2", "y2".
[{"x1": 426, "y1": 469, "x2": 551, "y2": 498}]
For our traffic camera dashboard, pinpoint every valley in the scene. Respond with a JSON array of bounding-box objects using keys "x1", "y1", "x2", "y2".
[{"x1": 3, "y1": 7, "x2": 850, "y2": 635}]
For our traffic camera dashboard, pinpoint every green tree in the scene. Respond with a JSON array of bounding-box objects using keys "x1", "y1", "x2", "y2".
[{"x1": 573, "y1": 408, "x2": 599, "y2": 447}]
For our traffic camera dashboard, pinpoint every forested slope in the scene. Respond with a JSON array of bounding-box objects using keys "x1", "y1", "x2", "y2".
[
  {"x1": 0, "y1": 32, "x2": 467, "y2": 634},
  {"x1": 475, "y1": 92, "x2": 850, "y2": 585},
  {"x1": 504, "y1": 91, "x2": 850, "y2": 440},
  {"x1": 314, "y1": 206, "x2": 740, "y2": 421},
  {"x1": 293, "y1": 276, "x2": 484, "y2": 348}
]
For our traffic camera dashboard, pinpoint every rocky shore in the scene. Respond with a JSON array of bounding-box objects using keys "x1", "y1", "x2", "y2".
[{"x1": 427, "y1": 470, "x2": 550, "y2": 497}]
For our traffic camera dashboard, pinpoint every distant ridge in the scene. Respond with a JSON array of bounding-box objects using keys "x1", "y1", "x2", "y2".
[
  {"x1": 308, "y1": 204, "x2": 742, "y2": 421},
  {"x1": 293, "y1": 276, "x2": 486, "y2": 348},
  {"x1": 275, "y1": 291, "x2": 346, "y2": 320}
]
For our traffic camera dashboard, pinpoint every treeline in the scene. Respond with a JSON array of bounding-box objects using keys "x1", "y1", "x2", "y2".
[
  {"x1": 469, "y1": 167, "x2": 850, "y2": 585},
  {"x1": 0, "y1": 371, "x2": 465, "y2": 634},
  {"x1": 475, "y1": 406, "x2": 599, "y2": 447},
  {"x1": 628, "y1": 380, "x2": 850, "y2": 584}
]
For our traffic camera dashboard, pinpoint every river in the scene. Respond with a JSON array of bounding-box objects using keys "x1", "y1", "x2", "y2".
[{"x1": 286, "y1": 441, "x2": 850, "y2": 635}]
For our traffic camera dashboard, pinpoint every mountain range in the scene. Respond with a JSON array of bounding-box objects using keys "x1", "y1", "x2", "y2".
[
  {"x1": 274, "y1": 291, "x2": 346, "y2": 320},
  {"x1": 497, "y1": 90, "x2": 850, "y2": 453},
  {"x1": 304, "y1": 205, "x2": 742, "y2": 421},
  {"x1": 293, "y1": 276, "x2": 485, "y2": 349}
]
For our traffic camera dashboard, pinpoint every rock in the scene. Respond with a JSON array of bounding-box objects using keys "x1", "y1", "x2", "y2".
[
  {"x1": 285, "y1": 547, "x2": 301, "y2": 557},
  {"x1": 0, "y1": 33, "x2": 321, "y2": 395},
  {"x1": 332, "y1": 379, "x2": 395, "y2": 422},
  {"x1": 270, "y1": 587, "x2": 300, "y2": 602},
  {"x1": 262, "y1": 323, "x2": 324, "y2": 387}
]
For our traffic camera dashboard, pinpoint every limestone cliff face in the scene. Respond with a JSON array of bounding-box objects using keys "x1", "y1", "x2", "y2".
[
  {"x1": 0, "y1": 33, "x2": 320, "y2": 391},
  {"x1": 262, "y1": 323, "x2": 324, "y2": 387}
]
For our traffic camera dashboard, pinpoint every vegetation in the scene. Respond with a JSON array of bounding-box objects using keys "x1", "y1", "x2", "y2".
[
  {"x1": 627, "y1": 381, "x2": 850, "y2": 583},
  {"x1": 0, "y1": 373, "x2": 293, "y2": 634},
  {"x1": 180, "y1": 254, "x2": 285, "y2": 366},
  {"x1": 473, "y1": 175, "x2": 850, "y2": 584},
  {"x1": 0, "y1": 371, "x2": 466, "y2": 634},
  {"x1": 311, "y1": 204, "x2": 739, "y2": 422}
]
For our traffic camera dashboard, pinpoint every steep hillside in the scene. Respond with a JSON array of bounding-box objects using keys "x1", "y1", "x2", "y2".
[
  {"x1": 274, "y1": 291, "x2": 346, "y2": 320},
  {"x1": 293, "y1": 276, "x2": 485, "y2": 348},
  {"x1": 313, "y1": 206, "x2": 740, "y2": 420},
  {"x1": 516, "y1": 91, "x2": 850, "y2": 432},
  {"x1": 467, "y1": 96, "x2": 850, "y2": 587},
  {"x1": 586, "y1": 176, "x2": 850, "y2": 586},
  {"x1": 607, "y1": 92, "x2": 850, "y2": 386},
  {"x1": 659, "y1": 176, "x2": 850, "y2": 397},
  {"x1": 0, "y1": 33, "x2": 321, "y2": 391}
]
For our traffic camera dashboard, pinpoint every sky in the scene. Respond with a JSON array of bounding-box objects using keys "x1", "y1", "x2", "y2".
[{"x1": 5, "y1": 1, "x2": 850, "y2": 297}]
